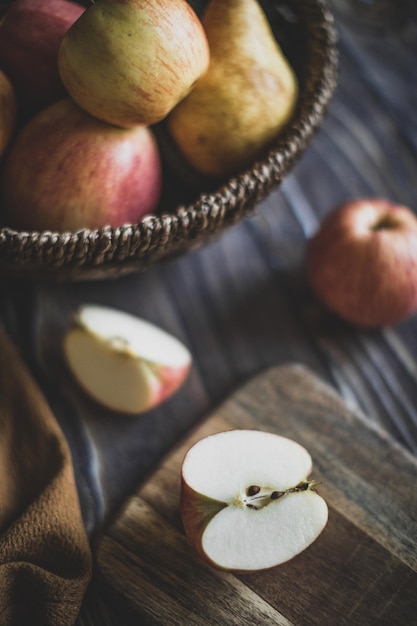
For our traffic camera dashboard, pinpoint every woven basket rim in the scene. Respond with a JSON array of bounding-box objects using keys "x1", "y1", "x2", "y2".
[{"x1": 0, "y1": 0, "x2": 339, "y2": 281}]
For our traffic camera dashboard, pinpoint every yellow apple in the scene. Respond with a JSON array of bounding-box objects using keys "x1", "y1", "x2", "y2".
[{"x1": 0, "y1": 99, "x2": 162, "y2": 232}]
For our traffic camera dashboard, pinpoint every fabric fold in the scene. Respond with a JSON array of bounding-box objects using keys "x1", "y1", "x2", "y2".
[{"x1": 0, "y1": 327, "x2": 92, "y2": 626}]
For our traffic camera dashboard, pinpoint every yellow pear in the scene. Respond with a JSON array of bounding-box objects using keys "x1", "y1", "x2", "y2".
[{"x1": 167, "y1": 0, "x2": 299, "y2": 179}]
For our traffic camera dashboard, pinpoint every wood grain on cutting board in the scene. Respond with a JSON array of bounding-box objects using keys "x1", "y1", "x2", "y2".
[{"x1": 97, "y1": 364, "x2": 417, "y2": 626}]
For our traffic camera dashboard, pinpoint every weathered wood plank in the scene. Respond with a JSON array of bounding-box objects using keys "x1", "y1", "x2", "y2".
[{"x1": 100, "y1": 497, "x2": 291, "y2": 626}]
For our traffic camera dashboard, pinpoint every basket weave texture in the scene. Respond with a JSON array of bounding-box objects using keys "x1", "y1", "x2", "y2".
[{"x1": 0, "y1": 0, "x2": 338, "y2": 282}]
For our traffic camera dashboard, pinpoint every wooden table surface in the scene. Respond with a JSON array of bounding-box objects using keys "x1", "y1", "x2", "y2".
[{"x1": 1, "y1": 0, "x2": 416, "y2": 623}]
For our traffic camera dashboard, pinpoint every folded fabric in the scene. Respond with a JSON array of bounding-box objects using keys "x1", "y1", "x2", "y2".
[{"x1": 0, "y1": 327, "x2": 92, "y2": 626}]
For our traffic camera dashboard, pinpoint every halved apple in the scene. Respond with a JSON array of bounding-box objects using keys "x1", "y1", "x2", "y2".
[
  {"x1": 180, "y1": 429, "x2": 328, "y2": 572},
  {"x1": 63, "y1": 304, "x2": 192, "y2": 414}
]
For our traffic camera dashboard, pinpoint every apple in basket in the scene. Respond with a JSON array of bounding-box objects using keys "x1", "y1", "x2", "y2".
[
  {"x1": 63, "y1": 305, "x2": 192, "y2": 414},
  {"x1": 0, "y1": 0, "x2": 86, "y2": 119},
  {"x1": 58, "y1": 0, "x2": 210, "y2": 128},
  {"x1": 306, "y1": 198, "x2": 417, "y2": 328},
  {"x1": 180, "y1": 430, "x2": 328, "y2": 572},
  {"x1": 0, "y1": 98, "x2": 162, "y2": 232}
]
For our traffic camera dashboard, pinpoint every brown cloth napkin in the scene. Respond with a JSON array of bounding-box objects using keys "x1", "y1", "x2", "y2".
[{"x1": 0, "y1": 327, "x2": 92, "y2": 625}]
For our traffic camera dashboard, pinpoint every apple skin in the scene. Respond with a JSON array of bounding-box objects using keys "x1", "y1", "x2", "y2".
[
  {"x1": 0, "y1": 68, "x2": 17, "y2": 158},
  {"x1": 0, "y1": 0, "x2": 85, "y2": 120},
  {"x1": 0, "y1": 98, "x2": 162, "y2": 232},
  {"x1": 180, "y1": 480, "x2": 227, "y2": 566},
  {"x1": 140, "y1": 363, "x2": 192, "y2": 413},
  {"x1": 58, "y1": 0, "x2": 210, "y2": 128},
  {"x1": 151, "y1": 363, "x2": 192, "y2": 410},
  {"x1": 306, "y1": 198, "x2": 417, "y2": 328}
]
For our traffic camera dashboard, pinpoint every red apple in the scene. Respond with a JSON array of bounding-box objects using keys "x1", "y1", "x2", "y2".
[
  {"x1": 306, "y1": 198, "x2": 417, "y2": 328},
  {"x1": 0, "y1": 0, "x2": 85, "y2": 119},
  {"x1": 63, "y1": 304, "x2": 192, "y2": 414},
  {"x1": 0, "y1": 98, "x2": 162, "y2": 232},
  {"x1": 0, "y1": 68, "x2": 17, "y2": 158}
]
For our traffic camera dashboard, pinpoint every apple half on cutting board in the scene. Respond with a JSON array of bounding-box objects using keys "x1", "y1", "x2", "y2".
[
  {"x1": 63, "y1": 304, "x2": 192, "y2": 414},
  {"x1": 180, "y1": 429, "x2": 328, "y2": 572}
]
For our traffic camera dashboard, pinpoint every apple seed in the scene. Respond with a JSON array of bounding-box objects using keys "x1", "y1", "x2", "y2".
[
  {"x1": 243, "y1": 480, "x2": 320, "y2": 510},
  {"x1": 270, "y1": 490, "x2": 285, "y2": 500}
]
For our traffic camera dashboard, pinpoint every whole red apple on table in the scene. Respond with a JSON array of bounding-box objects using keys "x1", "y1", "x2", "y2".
[
  {"x1": 0, "y1": 68, "x2": 17, "y2": 158},
  {"x1": 306, "y1": 198, "x2": 417, "y2": 328},
  {"x1": 0, "y1": 98, "x2": 162, "y2": 232},
  {"x1": 0, "y1": 0, "x2": 85, "y2": 120}
]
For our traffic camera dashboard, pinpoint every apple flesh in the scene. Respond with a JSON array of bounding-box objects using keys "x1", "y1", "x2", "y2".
[
  {"x1": 63, "y1": 304, "x2": 192, "y2": 414},
  {"x1": 306, "y1": 198, "x2": 417, "y2": 328},
  {"x1": 181, "y1": 430, "x2": 328, "y2": 572},
  {"x1": 0, "y1": 0, "x2": 85, "y2": 119},
  {"x1": 0, "y1": 98, "x2": 162, "y2": 232},
  {"x1": 58, "y1": 0, "x2": 210, "y2": 128},
  {"x1": 0, "y1": 68, "x2": 17, "y2": 158}
]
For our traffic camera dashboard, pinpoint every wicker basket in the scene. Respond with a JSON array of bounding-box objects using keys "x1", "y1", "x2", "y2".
[{"x1": 0, "y1": 0, "x2": 338, "y2": 282}]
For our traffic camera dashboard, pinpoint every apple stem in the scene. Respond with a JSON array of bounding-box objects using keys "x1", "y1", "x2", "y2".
[
  {"x1": 243, "y1": 480, "x2": 321, "y2": 510},
  {"x1": 371, "y1": 214, "x2": 399, "y2": 231}
]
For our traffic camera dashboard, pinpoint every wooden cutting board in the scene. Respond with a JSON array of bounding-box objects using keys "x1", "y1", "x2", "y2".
[{"x1": 96, "y1": 364, "x2": 417, "y2": 626}]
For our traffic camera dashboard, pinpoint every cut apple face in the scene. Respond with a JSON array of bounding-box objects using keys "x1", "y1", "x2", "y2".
[
  {"x1": 63, "y1": 304, "x2": 192, "y2": 415},
  {"x1": 181, "y1": 430, "x2": 328, "y2": 572}
]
